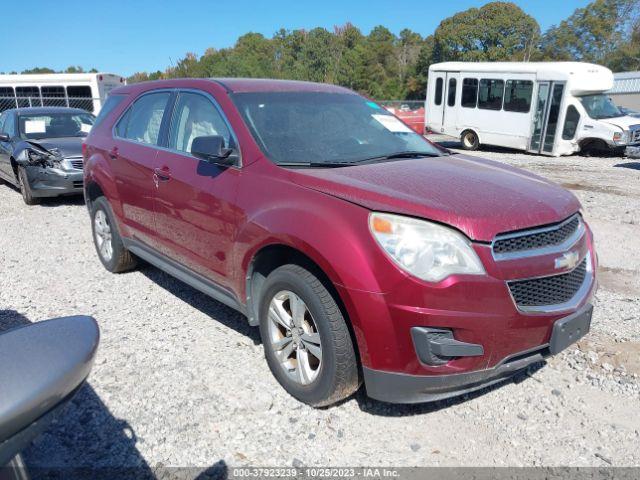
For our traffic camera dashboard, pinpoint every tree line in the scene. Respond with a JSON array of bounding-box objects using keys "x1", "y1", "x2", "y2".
[{"x1": 10, "y1": 0, "x2": 640, "y2": 100}]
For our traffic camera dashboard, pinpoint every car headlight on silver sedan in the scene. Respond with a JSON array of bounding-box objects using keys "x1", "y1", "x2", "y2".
[{"x1": 369, "y1": 212, "x2": 485, "y2": 282}]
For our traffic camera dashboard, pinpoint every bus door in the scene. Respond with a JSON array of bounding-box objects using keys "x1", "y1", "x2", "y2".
[
  {"x1": 529, "y1": 82, "x2": 565, "y2": 154},
  {"x1": 442, "y1": 72, "x2": 460, "y2": 129},
  {"x1": 428, "y1": 74, "x2": 446, "y2": 131}
]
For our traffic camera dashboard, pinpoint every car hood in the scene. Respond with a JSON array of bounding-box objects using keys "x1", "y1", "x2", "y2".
[
  {"x1": 24, "y1": 137, "x2": 83, "y2": 158},
  {"x1": 599, "y1": 115, "x2": 640, "y2": 130},
  {"x1": 288, "y1": 154, "x2": 581, "y2": 242}
]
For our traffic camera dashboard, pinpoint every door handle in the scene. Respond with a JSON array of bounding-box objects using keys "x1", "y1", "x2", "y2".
[
  {"x1": 108, "y1": 147, "x2": 119, "y2": 160},
  {"x1": 153, "y1": 167, "x2": 172, "y2": 181}
]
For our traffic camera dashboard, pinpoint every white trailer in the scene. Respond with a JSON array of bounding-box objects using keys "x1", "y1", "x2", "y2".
[
  {"x1": 426, "y1": 62, "x2": 639, "y2": 156},
  {"x1": 0, "y1": 73, "x2": 125, "y2": 114}
]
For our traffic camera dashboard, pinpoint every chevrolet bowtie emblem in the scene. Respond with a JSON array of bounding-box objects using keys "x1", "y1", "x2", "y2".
[{"x1": 555, "y1": 251, "x2": 580, "y2": 270}]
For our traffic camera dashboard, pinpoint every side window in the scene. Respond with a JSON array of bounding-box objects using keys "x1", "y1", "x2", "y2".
[
  {"x1": 93, "y1": 94, "x2": 126, "y2": 130},
  {"x1": 447, "y1": 78, "x2": 457, "y2": 107},
  {"x1": 0, "y1": 87, "x2": 16, "y2": 113},
  {"x1": 16, "y1": 86, "x2": 42, "y2": 108},
  {"x1": 41, "y1": 86, "x2": 66, "y2": 107},
  {"x1": 504, "y1": 80, "x2": 533, "y2": 113},
  {"x1": 168, "y1": 92, "x2": 232, "y2": 154},
  {"x1": 478, "y1": 79, "x2": 504, "y2": 110},
  {"x1": 67, "y1": 86, "x2": 94, "y2": 112},
  {"x1": 562, "y1": 105, "x2": 581, "y2": 140},
  {"x1": 434, "y1": 78, "x2": 443, "y2": 106},
  {"x1": 461, "y1": 78, "x2": 478, "y2": 108},
  {"x1": 115, "y1": 92, "x2": 171, "y2": 145}
]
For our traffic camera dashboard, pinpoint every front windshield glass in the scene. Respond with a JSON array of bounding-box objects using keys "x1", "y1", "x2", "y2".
[
  {"x1": 18, "y1": 112, "x2": 95, "y2": 140},
  {"x1": 231, "y1": 92, "x2": 440, "y2": 165},
  {"x1": 578, "y1": 94, "x2": 623, "y2": 120}
]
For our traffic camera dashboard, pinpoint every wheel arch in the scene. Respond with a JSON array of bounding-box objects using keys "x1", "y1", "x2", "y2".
[{"x1": 245, "y1": 242, "x2": 363, "y2": 370}]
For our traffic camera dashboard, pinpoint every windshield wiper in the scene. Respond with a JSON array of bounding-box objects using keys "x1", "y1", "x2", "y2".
[
  {"x1": 355, "y1": 150, "x2": 447, "y2": 164},
  {"x1": 277, "y1": 161, "x2": 358, "y2": 168}
]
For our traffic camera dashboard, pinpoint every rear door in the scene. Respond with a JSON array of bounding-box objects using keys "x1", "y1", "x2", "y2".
[
  {"x1": 110, "y1": 90, "x2": 173, "y2": 247},
  {"x1": 152, "y1": 90, "x2": 242, "y2": 289}
]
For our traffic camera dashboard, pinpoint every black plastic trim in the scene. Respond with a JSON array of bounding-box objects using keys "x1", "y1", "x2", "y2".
[
  {"x1": 411, "y1": 327, "x2": 483, "y2": 366},
  {"x1": 123, "y1": 238, "x2": 247, "y2": 316}
]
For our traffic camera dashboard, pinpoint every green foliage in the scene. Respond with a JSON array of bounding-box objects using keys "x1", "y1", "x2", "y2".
[
  {"x1": 114, "y1": 0, "x2": 638, "y2": 99},
  {"x1": 21, "y1": 67, "x2": 56, "y2": 74},
  {"x1": 431, "y1": 2, "x2": 540, "y2": 62},
  {"x1": 540, "y1": 0, "x2": 638, "y2": 64}
]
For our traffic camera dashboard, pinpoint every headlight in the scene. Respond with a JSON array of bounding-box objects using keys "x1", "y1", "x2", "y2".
[
  {"x1": 369, "y1": 212, "x2": 485, "y2": 282},
  {"x1": 613, "y1": 130, "x2": 629, "y2": 144}
]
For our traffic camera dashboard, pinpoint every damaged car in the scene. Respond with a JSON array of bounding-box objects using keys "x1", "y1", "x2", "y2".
[{"x1": 0, "y1": 107, "x2": 95, "y2": 204}]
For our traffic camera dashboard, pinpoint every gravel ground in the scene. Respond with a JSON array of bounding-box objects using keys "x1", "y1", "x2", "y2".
[{"x1": 0, "y1": 138, "x2": 639, "y2": 473}]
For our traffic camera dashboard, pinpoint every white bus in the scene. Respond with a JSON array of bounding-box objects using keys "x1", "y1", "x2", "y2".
[
  {"x1": 0, "y1": 73, "x2": 125, "y2": 114},
  {"x1": 426, "y1": 62, "x2": 640, "y2": 156}
]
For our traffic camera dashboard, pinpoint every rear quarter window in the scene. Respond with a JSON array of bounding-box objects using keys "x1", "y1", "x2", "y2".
[{"x1": 93, "y1": 94, "x2": 126, "y2": 130}]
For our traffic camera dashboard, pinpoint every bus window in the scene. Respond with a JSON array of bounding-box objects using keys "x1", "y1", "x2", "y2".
[
  {"x1": 41, "y1": 86, "x2": 66, "y2": 107},
  {"x1": 434, "y1": 78, "x2": 443, "y2": 106},
  {"x1": 461, "y1": 79, "x2": 478, "y2": 108},
  {"x1": 0, "y1": 87, "x2": 16, "y2": 112},
  {"x1": 504, "y1": 80, "x2": 533, "y2": 113},
  {"x1": 67, "y1": 86, "x2": 94, "y2": 112},
  {"x1": 562, "y1": 105, "x2": 580, "y2": 140},
  {"x1": 447, "y1": 78, "x2": 457, "y2": 107},
  {"x1": 478, "y1": 79, "x2": 504, "y2": 110},
  {"x1": 16, "y1": 86, "x2": 42, "y2": 108}
]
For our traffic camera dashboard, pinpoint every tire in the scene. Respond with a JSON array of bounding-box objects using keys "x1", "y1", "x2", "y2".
[
  {"x1": 581, "y1": 139, "x2": 613, "y2": 157},
  {"x1": 17, "y1": 167, "x2": 39, "y2": 205},
  {"x1": 460, "y1": 130, "x2": 479, "y2": 151},
  {"x1": 90, "y1": 196, "x2": 137, "y2": 273},
  {"x1": 258, "y1": 264, "x2": 360, "y2": 407}
]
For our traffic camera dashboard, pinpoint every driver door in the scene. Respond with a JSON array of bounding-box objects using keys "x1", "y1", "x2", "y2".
[{"x1": 152, "y1": 90, "x2": 242, "y2": 289}]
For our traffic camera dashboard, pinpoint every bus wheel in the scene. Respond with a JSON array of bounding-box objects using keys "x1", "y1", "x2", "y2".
[{"x1": 461, "y1": 130, "x2": 479, "y2": 151}]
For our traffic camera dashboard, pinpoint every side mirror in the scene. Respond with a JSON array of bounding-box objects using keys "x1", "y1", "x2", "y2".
[
  {"x1": 0, "y1": 133, "x2": 10, "y2": 142},
  {"x1": 191, "y1": 135, "x2": 235, "y2": 166}
]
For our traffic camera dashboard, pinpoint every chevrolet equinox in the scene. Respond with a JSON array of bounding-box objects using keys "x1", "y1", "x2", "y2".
[{"x1": 83, "y1": 79, "x2": 596, "y2": 406}]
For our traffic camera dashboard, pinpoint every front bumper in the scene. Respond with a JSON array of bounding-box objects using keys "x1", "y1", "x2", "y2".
[
  {"x1": 364, "y1": 304, "x2": 592, "y2": 403},
  {"x1": 24, "y1": 165, "x2": 83, "y2": 198}
]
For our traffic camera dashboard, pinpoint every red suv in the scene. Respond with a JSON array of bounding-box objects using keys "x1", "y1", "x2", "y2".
[{"x1": 83, "y1": 79, "x2": 596, "y2": 406}]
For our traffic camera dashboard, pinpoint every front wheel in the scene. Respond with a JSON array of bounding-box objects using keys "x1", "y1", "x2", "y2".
[
  {"x1": 18, "y1": 167, "x2": 39, "y2": 205},
  {"x1": 258, "y1": 265, "x2": 360, "y2": 407}
]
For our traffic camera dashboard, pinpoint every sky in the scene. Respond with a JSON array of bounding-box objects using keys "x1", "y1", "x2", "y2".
[{"x1": 1, "y1": 0, "x2": 590, "y2": 76}]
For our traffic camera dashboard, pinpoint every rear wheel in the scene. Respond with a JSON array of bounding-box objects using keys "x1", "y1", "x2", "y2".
[
  {"x1": 91, "y1": 196, "x2": 137, "y2": 273},
  {"x1": 18, "y1": 167, "x2": 39, "y2": 205},
  {"x1": 460, "y1": 130, "x2": 479, "y2": 151},
  {"x1": 258, "y1": 264, "x2": 360, "y2": 407}
]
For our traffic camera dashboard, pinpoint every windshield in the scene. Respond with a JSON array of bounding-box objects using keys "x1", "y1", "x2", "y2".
[
  {"x1": 18, "y1": 112, "x2": 95, "y2": 140},
  {"x1": 578, "y1": 94, "x2": 623, "y2": 120},
  {"x1": 231, "y1": 92, "x2": 440, "y2": 166}
]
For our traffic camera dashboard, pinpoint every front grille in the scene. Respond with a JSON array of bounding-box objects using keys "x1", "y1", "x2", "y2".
[
  {"x1": 69, "y1": 158, "x2": 84, "y2": 169},
  {"x1": 631, "y1": 126, "x2": 640, "y2": 143},
  {"x1": 72, "y1": 181, "x2": 83, "y2": 188},
  {"x1": 493, "y1": 215, "x2": 580, "y2": 256},
  {"x1": 508, "y1": 258, "x2": 587, "y2": 308}
]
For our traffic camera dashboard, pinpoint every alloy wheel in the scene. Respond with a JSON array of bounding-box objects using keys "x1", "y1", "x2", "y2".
[
  {"x1": 94, "y1": 209, "x2": 114, "y2": 262},
  {"x1": 267, "y1": 290, "x2": 322, "y2": 386}
]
